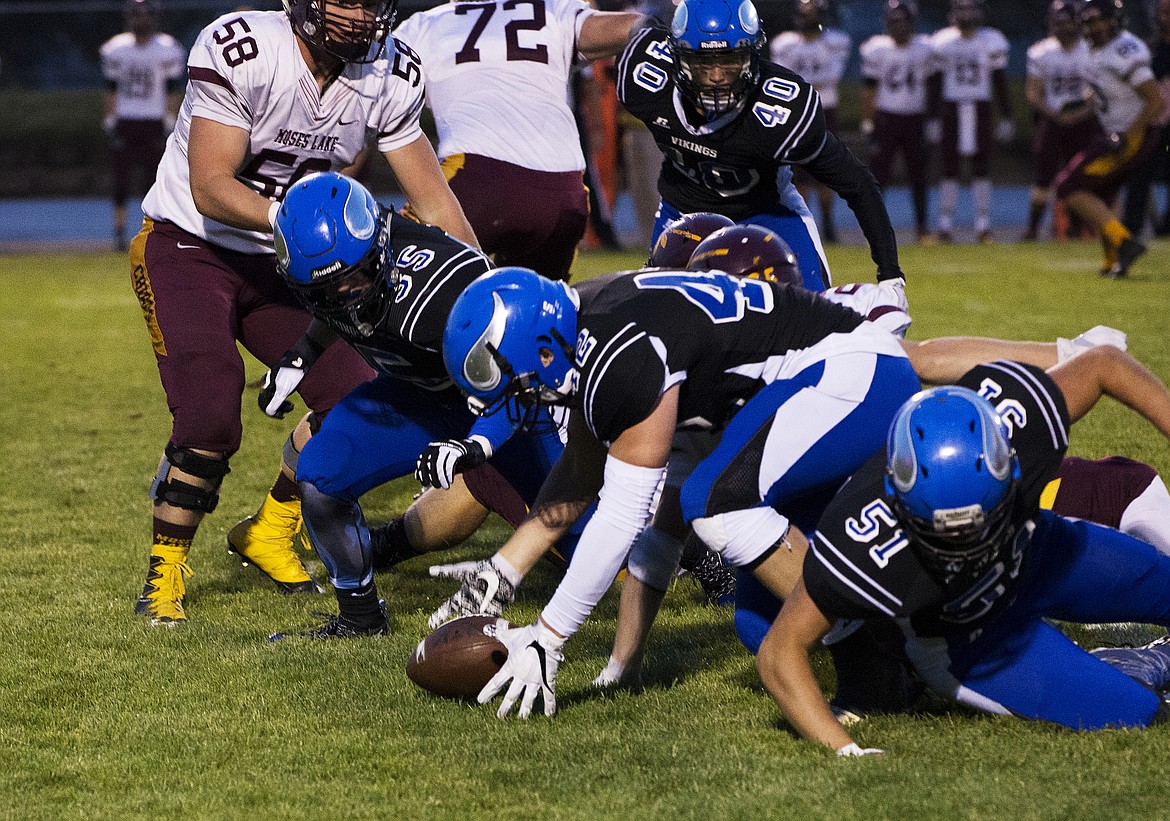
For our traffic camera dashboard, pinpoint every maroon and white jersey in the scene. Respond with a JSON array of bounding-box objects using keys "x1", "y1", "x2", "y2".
[
  {"x1": 100, "y1": 31, "x2": 186, "y2": 121},
  {"x1": 142, "y1": 10, "x2": 424, "y2": 254},
  {"x1": 859, "y1": 33, "x2": 935, "y2": 116},
  {"x1": 1084, "y1": 30, "x2": 1155, "y2": 135},
  {"x1": 1027, "y1": 36, "x2": 1090, "y2": 114},
  {"x1": 394, "y1": 0, "x2": 595, "y2": 172},
  {"x1": 930, "y1": 25, "x2": 1009, "y2": 103},
  {"x1": 769, "y1": 28, "x2": 852, "y2": 108},
  {"x1": 821, "y1": 282, "x2": 911, "y2": 338}
]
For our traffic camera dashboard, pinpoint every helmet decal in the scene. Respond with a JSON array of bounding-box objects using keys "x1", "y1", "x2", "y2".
[
  {"x1": 738, "y1": 1, "x2": 760, "y2": 35},
  {"x1": 462, "y1": 292, "x2": 510, "y2": 393},
  {"x1": 671, "y1": 2, "x2": 688, "y2": 36}
]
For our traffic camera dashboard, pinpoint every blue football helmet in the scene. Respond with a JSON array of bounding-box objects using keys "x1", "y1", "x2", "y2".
[
  {"x1": 284, "y1": 0, "x2": 396, "y2": 64},
  {"x1": 443, "y1": 267, "x2": 578, "y2": 428},
  {"x1": 885, "y1": 386, "x2": 1021, "y2": 586},
  {"x1": 273, "y1": 171, "x2": 395, "y2": 338},
  {"x1": 670, "y1": 0, "x2": 766, "y2": 120}
]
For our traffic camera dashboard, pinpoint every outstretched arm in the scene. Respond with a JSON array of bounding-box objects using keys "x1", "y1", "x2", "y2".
[
  {"x1": 757, "y1": 578, "x2": 858, "y2": 752},
  {"x1": 1048, "y1": 345, "x2": 1170, "y2": 441},
  {"x1": 578, "y1": 11, "x2": 648, "y2": 61},
  {"x1": 802, "y1": 131, "x2": 902, "y2": 283}
]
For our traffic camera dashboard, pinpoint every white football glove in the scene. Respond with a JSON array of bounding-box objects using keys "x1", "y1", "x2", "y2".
[
  {"x1": 836, "y1": 742, "x2": 886, "y2": 757},
  {"x1": 995, "y1": 117, "x2": 1015, "y2": 144},
  {"x1": 478, "y1": 620, "x2": 566, "y2": 718},
  {"x1": 427, "y1": 555, "x2": 519, "y2": 630},
  {"x1": 924, "y1": 118, "x2": 942, "y2": 144},
  {"x1": 876, "y1": 276, "x2": 909, "y2": 314},
  {"x1": 415, "y1": 436, "x2": 490, "y2": 490},
  {"x1": 257, "y1": 336, "x2": 323, "y2": 418},
  {"x1": 1056, "y1": 325, "x2": 1127, "y2": 364}
]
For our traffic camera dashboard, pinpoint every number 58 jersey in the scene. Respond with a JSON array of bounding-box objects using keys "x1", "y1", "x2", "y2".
[
  {"x1": 143, "y1": 10, "x2": 426, "y2": 254},
  {"x1": 615, "y1": 24, "x2": 827, "y2": 219},
  {"x1": 803, "y1": 361, "x2": 1071, "y2": 635}
]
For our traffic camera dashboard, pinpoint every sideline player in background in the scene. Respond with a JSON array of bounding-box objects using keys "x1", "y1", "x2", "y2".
[
  {"x1": 1023, "y1": 0, "x2": 1096, "y2": 241},
  {"x1": 100, "y1": 0, "x2": 186, "y2": 251},
  {"x1": 1055, "y1": 0, "x2": 1165, "y2": 278},
  {"x1": 393, "y1": 0, "x2": 645, "y2": 281},
  {"x1": 129, "y1": 0, "x2": 477, "y2": 625},
  {"x1": 928, "y1": 0, "x2": 1013, "y2": 243},
  {"x1": 769, "y1": 0, "x2": 851, "y2": 244},
  {"x1": 859, "y1": 0, "x2": 936, "y2": 244},
  {"x1": 615, "y1": 0, "x2": 906, "y2": 295}
]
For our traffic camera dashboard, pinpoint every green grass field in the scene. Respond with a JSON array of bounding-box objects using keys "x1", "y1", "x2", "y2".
[{"x1": 1, "y1": 239, "x2": 1168, "y2": 819}]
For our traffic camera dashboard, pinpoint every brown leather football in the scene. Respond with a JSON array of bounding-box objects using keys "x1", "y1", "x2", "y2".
[{"x1": 406, "y1": 615, "x2": 510, "y2": 699}]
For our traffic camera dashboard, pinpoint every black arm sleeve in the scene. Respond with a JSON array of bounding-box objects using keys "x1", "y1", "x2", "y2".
[{"x1": 802, "y1": 131, "x2": 903, "y2": 282}]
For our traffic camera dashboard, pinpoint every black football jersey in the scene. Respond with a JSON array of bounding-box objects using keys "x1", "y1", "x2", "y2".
[
  {"x1": 571, "y1": 270, "x2": 867, "y2": 445},
  {"x1": 322, "y1": 214, "x2": 492, "y2": 391},
  {"x1": 803, "y1": 361, "x2": 1071, "y2": 637},
  {"x1": 617, "y1": 24, "x2": 824, "y2": 218},
  {"x1": 615, "y1": 24, "x2": 901, "y2": 279}
]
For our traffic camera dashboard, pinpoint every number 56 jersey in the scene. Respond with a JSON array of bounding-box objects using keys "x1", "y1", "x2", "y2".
[
  {"x1": 615, "y1": 24, "x2": 827, "y2": 219},
  {"x1": 803, "y1": 361, "x2": 1071, "y2": 636},
  {"x1": 144, "y1": 10, "x2": 425, "y2": 254}
]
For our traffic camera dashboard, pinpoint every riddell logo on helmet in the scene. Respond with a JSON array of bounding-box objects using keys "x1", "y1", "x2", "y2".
[
  {"x1": 312, "y1": 260, "x2": 344, "y2": 279},
  {"x1": 700, "y1": 40, "x2": 730, "y2": 48}
]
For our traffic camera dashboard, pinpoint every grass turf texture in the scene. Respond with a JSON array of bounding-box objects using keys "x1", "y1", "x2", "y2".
[{"x1": 1, "y1": 239, "x2": 1167, "y2": 819}]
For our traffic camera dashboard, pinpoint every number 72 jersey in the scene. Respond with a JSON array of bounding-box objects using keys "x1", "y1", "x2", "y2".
[
  {"x1": 144, "y1": 9, "x2": 426, "y2": 254},
  {"x1": 615, "y1": 24, "x2": 828, "y2": 219},
  {"x1": 393, "y1": 0, "x2": 595, "y2": 172}
]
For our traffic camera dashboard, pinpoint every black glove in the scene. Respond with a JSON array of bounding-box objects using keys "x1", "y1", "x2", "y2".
[
  {"x1": 415, "y1": 437, "x2": 489, "y2": 489},
  {"x1": 257, "y1": 335, "x2": 324, "y2": 418}
]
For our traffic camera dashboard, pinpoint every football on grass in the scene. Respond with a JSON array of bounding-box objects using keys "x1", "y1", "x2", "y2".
[{"x1": 406, "y1": 615, "x2": 510, "y2": 699}]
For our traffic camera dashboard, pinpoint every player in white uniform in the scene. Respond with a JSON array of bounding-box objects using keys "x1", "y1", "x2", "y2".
[
  {"x1": 1054, "y1": 0, "x2": 1165, "y2": 278},
  {"x1": 859, "y1": 0, "x2": 936, "y2": 243},
  {"x1": 100, "y1": 0, "x2": 186, "y2": 250},
  {"x1": 1023, "y1": 0, "x2": 1095, "y2": 241},
  {"x1": 393, "y1": 0, "x2": 642, "y2": 281},
  {"x1": 927, "y1": 0, "x2": 1013, "y2": 243},
  {"x1": 769, "y1": 0, "x2": 851, "y2": 243},
  {"x1": 130, "y1": 0, "x2": 477, "y2": 626}
]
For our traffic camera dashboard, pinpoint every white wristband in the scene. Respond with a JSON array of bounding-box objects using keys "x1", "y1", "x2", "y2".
[{"x1": 267, "y1": 200, "x2": 281, "y2": 232}]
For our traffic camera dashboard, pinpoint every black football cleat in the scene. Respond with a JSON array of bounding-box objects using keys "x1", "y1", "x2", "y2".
[
  {"x1": 1109, "y1": 237, "x2": 1147, "y2": 279},
  {"x1": 267, "y1": 609, "x2": 389, "y2": 642}
]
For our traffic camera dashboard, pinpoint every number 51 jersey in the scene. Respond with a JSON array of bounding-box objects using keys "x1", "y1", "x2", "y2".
[
  {"x1": 615, "y1": 24, "x2": 827, "y2": 220},
  {"x1": 804, "y1": 361, "x2": 1071, "y2": 636},
  {"x1": 144, "y1": 9, "x2": 425, "y2": 254}
]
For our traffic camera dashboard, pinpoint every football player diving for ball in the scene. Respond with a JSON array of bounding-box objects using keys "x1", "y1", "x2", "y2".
[
  {"x1": 760, "y1": 371, "x2": 1170, "y2": 755},
  {"x1": 258, "y1": 173, "x2": 567, "y2": 639}
]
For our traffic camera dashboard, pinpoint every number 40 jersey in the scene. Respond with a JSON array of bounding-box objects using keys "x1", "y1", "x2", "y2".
[
  {"x1": 615, "y1": 24, "x2": 828, "y2": 219},
  {"x1": 144, "y1": 9, "x2": 425, "y2": 254}
]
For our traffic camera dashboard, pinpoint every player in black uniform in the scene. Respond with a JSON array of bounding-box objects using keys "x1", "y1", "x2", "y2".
[
  {"x1": 758, "y1": 352, "x2": 1170, "y2": 755},
  {"x1": 615, "y1": 0, "x2": 904, "y2": 300},
  {"x1": 437, "y1": 264, "x2": 920, "y2": 717},
  {"x1": 256, "y1": 173, "x2": 564, "y2": 639}
]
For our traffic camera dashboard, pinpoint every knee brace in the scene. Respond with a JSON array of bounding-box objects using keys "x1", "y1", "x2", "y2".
[
  {"x1": 150, "y1": 443, "x2": 231, "y2": 512},
  {"x1": 282, "y1": 431, "x2": 301, "y2": 473}
]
